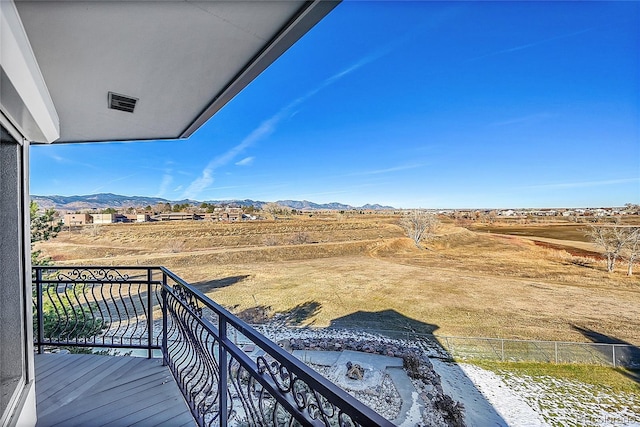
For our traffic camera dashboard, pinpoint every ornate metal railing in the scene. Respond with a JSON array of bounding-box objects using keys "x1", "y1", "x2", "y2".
[
  {"x1": 32, "y1": 266, "x2": 393, "y2": 427},
  {"x1": 33, "y1": 266, "x2": 162, "y2": 357}
]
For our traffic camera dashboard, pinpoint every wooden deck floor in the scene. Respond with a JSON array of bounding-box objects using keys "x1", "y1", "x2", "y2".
[{"x1": 35, "y1": 353, "x2": 195, "y2": 427}]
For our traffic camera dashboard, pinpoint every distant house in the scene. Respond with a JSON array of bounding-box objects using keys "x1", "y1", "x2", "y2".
[
  {"x1": 593, "y1": 209, "x2": 608, "y2": 217},
  {"x1": 200, "y1": 208, "x2": 244, "y2": 222},
  {"x1": 63, "y1": 213, "x2": 92, "y2": 226},
  {"x1": 92, "y1": 213, "x2": 115, "y2": 224},
  {"x1": 228, "y1": 208, "x2": 243, "y2": 221},
  {"x1": 136, "y1": 214, "x2": 151, "y2": 222},
  {"x1": 154, "y1": 213, "x2": 199, "y2": 221}
]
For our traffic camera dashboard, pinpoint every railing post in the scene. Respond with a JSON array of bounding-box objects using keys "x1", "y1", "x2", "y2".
[
  {"x1": 501, "y1": 339, "x2": 505, "y2": 362},
  {"x1": 554, "y1": 342, "x2": 558, "y2": 364},
  {"x1": 612, "y1": 345, "x2": 616, "y2": 368},
  {"x1": 219, "y1": 317, "x2": 228, "y2": 427},
  {"x1": 162, "y1": 271, "x2": 168, "y2": 366},
  {"x1": 36, "y1": 268, "x2": 44, "y2": 354},
  {"x1": 147, "y1": 268, "x2": 153, "y2": 359}
]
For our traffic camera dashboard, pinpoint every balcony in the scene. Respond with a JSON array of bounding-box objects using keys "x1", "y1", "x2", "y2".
[{"x1": 32, "y1": 266, "x2": 393, "y2": 427}]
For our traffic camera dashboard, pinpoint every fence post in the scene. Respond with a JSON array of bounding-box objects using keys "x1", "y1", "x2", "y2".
[
  {"x1": 554, "y1": 342, "x2": 558, "y2": 364},
  {"x1": 501, "y1": 339, "x2": 505, "y2": 361},
  {"x1": 147, "y1": 268, "x2": 153, "y2": 359},
  {"x1": 219, "y1": 317, "x2": 228, "y2": 427},
  {"x1": 161, "y1": 271, "x2": 168, "y2": 366},
  {"x1": 612, "y1": 345, "x2": 616, "y2": 368},
  {"x1": 36, "y1": 268, "x2": 44, "y2": 354}
]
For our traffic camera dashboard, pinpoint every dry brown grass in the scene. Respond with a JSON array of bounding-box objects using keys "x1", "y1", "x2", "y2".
[{"x1": 35, "y1": 215, "x2": 640, "y2": 345}]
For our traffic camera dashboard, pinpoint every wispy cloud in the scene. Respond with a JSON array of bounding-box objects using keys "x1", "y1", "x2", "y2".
[
  {"x1": 348, "y1": 164, "x2": 423, "y2": 177},
  {"x1": 181, "y1": 50, "x2": 387, "y2": 200},
  {"x1": 89, "y1": 173, "x2": 139, "y2": 193},
  {"x1": 469, "y1": 28, "x2": 593, "y2": 62},
  {"x1": 489, "y1": 112, "x2": 553, "y2": 127},
  {"x1": 209, "y1": 185, "x2": 251, "y2": 191},
  {"x1": 525, "y1": 178, "x2": 639, "y2": 190},
  {"x1": 235, "y1": 157, "x2": 255, "y2": 166},
  {"x1": 180, "y1": 113, "x2": 282, "y2": 199},
  {"x1": 47, "y1": 152, "x2": 98, "y2": 170},
  {"x1": 155, "y1": 173, "x2": 173, "y2": 197}
]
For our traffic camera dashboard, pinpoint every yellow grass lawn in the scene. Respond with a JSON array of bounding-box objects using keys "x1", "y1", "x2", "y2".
[{"x1": 36, "y1": 215, "x2": 640, "y2": 345}]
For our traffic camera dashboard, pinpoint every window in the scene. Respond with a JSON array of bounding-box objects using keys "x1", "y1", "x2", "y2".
[{"x1": 0, "y1": 125, "x2": 28, "y2": 424}]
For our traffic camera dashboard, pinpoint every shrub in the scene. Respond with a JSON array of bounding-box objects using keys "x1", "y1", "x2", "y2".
[{"x1": 289, "y1": 232, "x2": 311, "y2": 245}]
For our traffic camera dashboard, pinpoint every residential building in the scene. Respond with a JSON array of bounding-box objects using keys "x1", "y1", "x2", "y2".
[
  {"x1": 91, "y1": 213, "x2": 115, "y2": 224},
  {"x1": 154, "y1": 212, "x2": 199, "y2": 221},
  {"x1": 63, "y1": 213, "x2": 92, "y2": 226}
]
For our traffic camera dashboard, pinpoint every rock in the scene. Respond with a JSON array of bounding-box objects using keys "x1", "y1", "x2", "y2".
[{"x1": 346, "y1": 362, "x2": 365, "y2": 380}]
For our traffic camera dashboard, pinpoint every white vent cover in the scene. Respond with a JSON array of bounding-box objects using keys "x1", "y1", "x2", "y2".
[{"x1": 108, "y1": 92, "x2": 137, "y2": 113}]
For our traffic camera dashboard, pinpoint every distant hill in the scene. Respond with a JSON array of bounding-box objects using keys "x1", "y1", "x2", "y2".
[
  {"x1": 275, "y1": 200, "x2": 350, "y2": 211},
  {"x1": 30, "y1": 193, "x2": 395, "y2": 211}
]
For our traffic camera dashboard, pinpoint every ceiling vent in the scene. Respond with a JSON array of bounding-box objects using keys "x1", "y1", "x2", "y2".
[{"x1": 108, "y1": 92, "x2": 137, "y2": 113}]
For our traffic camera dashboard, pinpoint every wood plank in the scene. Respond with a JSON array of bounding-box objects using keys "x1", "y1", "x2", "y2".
[
  {"x1": 35, "y1": 354, "x2": 195, "y2": 427},
  {"x1": 46, "y1": 382, "x2": 185, "y2": 427},
  {"x1": 37, "y1": 356, "x2": 135, "y2": 418},
  {"x1": 37, "y1": 359, "x2": 183, "y2": 425},
  {"x1": 40, "y1": 369, "x2": 175, "y2": 425},
  {"x1": 37, "y1": 354, "x2": 114, "y2": 393},
  {"x1": 152, "y1": 409, "x2": 198, "y2": 427},
  {"x1": 35, "y1": 353, "x2": 91, "y2": 382},
  {"x1": 102, "y1": 398, "x2": 191, "y2": 427},
  {"x1": 36, "y1": 354, "x2": 113, "y2": 398}
]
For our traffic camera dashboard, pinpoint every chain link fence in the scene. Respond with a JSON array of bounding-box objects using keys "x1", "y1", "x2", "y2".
[
  {"x1": 252, "y1": 325, "x2": 640, "y2": 369},
  {"x1": 318, "y1": 328, "x2": 640, "y2": 368},
  {"x1": 434, "y1": 335, "x2": 640, "y2": 368}
]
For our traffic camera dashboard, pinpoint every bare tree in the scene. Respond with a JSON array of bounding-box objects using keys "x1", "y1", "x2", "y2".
[
  {"x1": 587, "y1": 225, "x2": 634, "y2": 273},
  {"x1": 624, "y1": 203, "x2": 640, "y2": 215},
  {"x1": 400, "y1": 210, "x2": 440, "y2": 248},
  {"x1": 622, "y1": 227, "x2": 640, "y2": 276},
  {"x1": 262, "y1": 202, "x2": 290, "y2": 220},
  {"x1": 487, "y1": 210, "x2": 498, "y2": 224}
]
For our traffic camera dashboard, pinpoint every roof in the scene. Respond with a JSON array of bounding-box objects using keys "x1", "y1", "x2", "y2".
[{"x1": 10, "y1": 0, "x2": 339, "y2": 143}]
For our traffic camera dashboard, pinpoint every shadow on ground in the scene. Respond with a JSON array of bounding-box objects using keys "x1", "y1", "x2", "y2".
[
  {"x1": 329, "y1": 309, "x2": 438, "y2": 335},
  {"x1": 235, "y1": 300, "x2": 322, "y2": 326},
  {"x1": 573, "y1": 325, "x2": 640, "y2": 383},
  {"x1": 326, "y1": 309, "x2": 508, "y2": 426},
  {"x1": 191, "y1": 275, "x2": 250, "y2": 292}
]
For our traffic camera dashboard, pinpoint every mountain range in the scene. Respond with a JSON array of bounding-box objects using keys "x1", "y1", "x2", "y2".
[{"x1": 30, "y1": 193, "x2": 395, "y2": 211}]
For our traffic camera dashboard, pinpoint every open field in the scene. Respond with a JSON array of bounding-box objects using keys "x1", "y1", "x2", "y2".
[
  {"x1": 468, "y1": 223, "x2": 594, "y2": 242},
  {"x1": 36, "y1": 214, "x2": 640, "y2": 345}
]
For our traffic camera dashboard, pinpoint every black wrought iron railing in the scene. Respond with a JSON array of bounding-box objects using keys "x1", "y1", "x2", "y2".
[
  {"x1": 33, "y1": 266, "x2": 162, "y2": 357},
  {"x1": 32, "y1": 266, "x2": 393, "y2": 427}
]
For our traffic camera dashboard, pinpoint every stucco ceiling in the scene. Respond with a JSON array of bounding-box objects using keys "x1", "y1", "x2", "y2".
[{"x1": 15, "y1": 1, "x2": 338, "y2": 143}]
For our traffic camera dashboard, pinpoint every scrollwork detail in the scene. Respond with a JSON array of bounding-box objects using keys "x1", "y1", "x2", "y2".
[
  {"x1": 173, "y1": 284, "x2": 203, "y2": 318},
  {"x1": 56, "y1": 268, "x2": 130, "y2": 282},
  {"x1": 256, "y1": 356, "x2": 294, "y2": 394}
]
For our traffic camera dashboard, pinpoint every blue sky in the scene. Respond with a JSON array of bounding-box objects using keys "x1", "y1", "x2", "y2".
[{"x1": 30, "y1": 1, "x2": 640, "y2": 209}]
